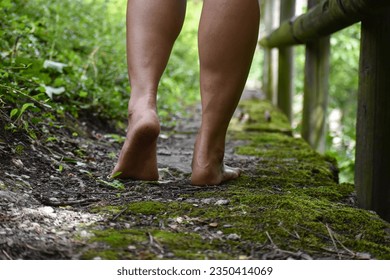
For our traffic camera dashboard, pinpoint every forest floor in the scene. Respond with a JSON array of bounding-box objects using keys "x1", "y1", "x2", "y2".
[{"x1": 1, "y1": 90, "x2": 389, "y2": 260}]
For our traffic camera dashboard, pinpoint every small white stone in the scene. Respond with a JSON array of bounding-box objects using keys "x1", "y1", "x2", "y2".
[
  {"x1": 356, "y1": 252, "x2": 371, "y2": 260},
  {"x1": 41, "y1": 206, "x2": 54, "y2": 214},
  {"x1": 227, "y1": 233, "x2": 240, "y2": 241},
  {"x1": 80, "y1": 230, "x2": 93, "y2": 238},
  {"x1": 201, "y1": 198, "x2": 213, "y2": 204},
  {"x1": 215, "y1": 199, "x2": 230, "y2": 206},
  {"x1": 12, "y1": 158, "x2": 24, "y2": 168},
  {"x1": 31, "y1": 222, "x2": 40, "y2": 228}
]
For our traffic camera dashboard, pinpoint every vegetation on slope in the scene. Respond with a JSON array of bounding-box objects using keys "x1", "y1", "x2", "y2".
[{"x1": 0, "y1": 0, "x2": 201, "y2": 137}]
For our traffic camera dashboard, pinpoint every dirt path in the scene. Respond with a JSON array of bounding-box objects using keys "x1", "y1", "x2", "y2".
[{"x1": 1, "y1": 90, "x2": 389, "y2": 260}]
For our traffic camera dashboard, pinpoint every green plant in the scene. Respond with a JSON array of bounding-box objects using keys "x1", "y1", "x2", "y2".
[{"x1": 1, "y1": 0, "x2": 202, "y2": 136}]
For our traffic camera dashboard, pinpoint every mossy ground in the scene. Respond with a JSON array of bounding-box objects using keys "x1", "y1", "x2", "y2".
[{"x1": 82, "y1": 99, "x2": 390, "y2": 260}]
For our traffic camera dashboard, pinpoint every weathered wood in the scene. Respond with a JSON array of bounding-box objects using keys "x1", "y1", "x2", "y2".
[
  {"x1": 260, "y1": 0, "x2": 390, "y2": 49},
  {"x1": 301, "y1": 0, "x2": 330, "y2": 153},
  {"x1": 277, "y1": 0, "x2": 296, "y2": 123},
  {"x1": 355, "y1": 9, "x2": 390, "y2": 222},
  {"x1": 261, "y1": 0, "x2": 279, "y2": 104}
]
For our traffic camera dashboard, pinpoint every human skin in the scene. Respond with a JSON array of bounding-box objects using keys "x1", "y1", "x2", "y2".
[{"x1": 112, "y1": 0, "x2": 260, "y2": 185}]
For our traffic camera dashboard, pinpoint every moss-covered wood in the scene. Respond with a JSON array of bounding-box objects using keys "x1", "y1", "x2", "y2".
[
  {"x1": 277, "y1": 0, "x2": 295, "y2": 123},
  {"x1": 355, "y1": 9, "x2": 390, "y2": 222},
  {"x1": 301, "y1": 0, "x2": 330, "y2": 153},
  {"x1": 259, "y1": 0, "x2": 390, "y2": 48}
]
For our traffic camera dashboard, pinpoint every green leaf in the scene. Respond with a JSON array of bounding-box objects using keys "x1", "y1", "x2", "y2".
[
  {"x1": 1, "y1": 0, "x2": 11, "y2": 8},
  {"x1": 19, "y1": 103, "x2": 35, "y2": 116},
  {"x1": 97, "y1": 179, "x2": 124, "y2": 190},
  {"x1": 111, "y1": 171, "x2": 122, "y2": 179},
  {"x1": 79, "y1": 91, "x2": 88, "y2": 98},
  {"x1": 46, "y1": 136, "x2": 58, "y2": 142},
  {"x1": 10, "y1": 109, "x2": 19, "y2": 119}
]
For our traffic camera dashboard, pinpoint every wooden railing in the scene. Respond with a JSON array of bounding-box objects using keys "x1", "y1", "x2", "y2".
[{"x1": 259, "y1": 0, "x2": 390, "y2": 222}]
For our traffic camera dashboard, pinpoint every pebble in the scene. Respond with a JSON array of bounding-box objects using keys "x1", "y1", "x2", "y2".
[
  {"x1": 80, "y1": 230, "x2": 93, "y2": 238},
  {"x1": 186, "y1": 198, "x2": 199, "y2": 204},
  {"x1": 12, "y1": 158, "x2": 24, "y2": 168},
  {"x1": 356, "y1": 252, "x2": 371, "y2": 260},
  {"x1": 215, "y1": 199, "x2": 230, "y2": 206},
  {"x1": 201, "y1": 198, "x2": 213, "y2": 204},
  {"x1": 49, "y1": 176, "x2": 62, "y2": 181},
  {"x1": 227, "y1": 233, "x2": 240, "y2": 241},
  {"x1": 169, "y1": 224, "x2": 178, "y2": 230},
  {"x1": 40, "y1": 206, "x2": 55, "y2": 215},
  {"x1": 31, "y1": 222, "x2": 41, "y2": 228}
]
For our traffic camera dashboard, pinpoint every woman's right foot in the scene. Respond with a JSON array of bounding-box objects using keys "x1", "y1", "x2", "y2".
[{"x1": 191, "y1": 131, "x2": 240, "y2": 186}]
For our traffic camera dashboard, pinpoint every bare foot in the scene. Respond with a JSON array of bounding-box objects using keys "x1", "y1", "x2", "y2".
[
  {"x1": 111, "y1": 108, "x2": 160, "y2": 181},
  {"x1": 191, "y1": 134, "x2": 240, "y2": 186}
]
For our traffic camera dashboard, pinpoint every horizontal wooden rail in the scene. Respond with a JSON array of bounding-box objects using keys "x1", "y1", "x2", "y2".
[{"x1": 260, "y1": 0, "x2": 390, "y2": 48}]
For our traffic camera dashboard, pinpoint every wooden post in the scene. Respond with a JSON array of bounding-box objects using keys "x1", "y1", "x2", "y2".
[
  {"x1": 261, "y1": 0, "x2": 279, "y2": 104},
  {"x1": 277, "y1": 0, "x2": 296, "y2": 123},
  {"x1": 301, "y1": 0, "x2": 330, "y2": 153},
  {"x1": 355, "y1": 8, "x2": 390, "y2": 221}
]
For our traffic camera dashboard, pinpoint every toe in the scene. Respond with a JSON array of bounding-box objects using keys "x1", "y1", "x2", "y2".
[{"x1": 221, "y1": 164, "x2": 241, "y2": 182}]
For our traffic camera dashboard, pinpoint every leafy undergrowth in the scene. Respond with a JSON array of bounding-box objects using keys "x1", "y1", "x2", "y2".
[
  {"x1": 0, "y1": 0, "x2": 201, "y2": 140},
  {"x1": 83, "y1": 99, "x2": 390, "y2": 260}
]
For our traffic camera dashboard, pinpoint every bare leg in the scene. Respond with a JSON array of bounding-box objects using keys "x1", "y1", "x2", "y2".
[
  {"x1": 112, "y1": 0, "x2": 186, "y2": 180},
  {"x1": 191, "y1": 0, "x2": 260, "y2": 185}
]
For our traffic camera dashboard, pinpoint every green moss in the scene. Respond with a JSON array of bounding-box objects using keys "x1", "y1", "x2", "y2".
[
  {"x1": 82, "y1": 250, "x2": 114, "y2": 260},
  {"x1": 90, "y1": 229, "x2": 145, "y2": 248},
  {"x1": 233, "y1": 131, "x2": 338, "y2": 187},
  {"x1": 126, "y1": 201, "x2": 168, "y2": 215},
  {"x1": 230, "y1": 99, "x2": 292, "y2": 134},
  {"x1": 294, "y1": 183, "x2": 354, "y2": 202},
  {"x1": 82, "y1": 228, "x2": 231, "y2": 260}
]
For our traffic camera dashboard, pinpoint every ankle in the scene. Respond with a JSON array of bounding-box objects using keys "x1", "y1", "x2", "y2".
[
  {"x1": 128, "y1": 86, "x2": 158, "y2": 109},
  {"x1": 193, "y1": 134, "x2": 225, "y2": 168}
]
